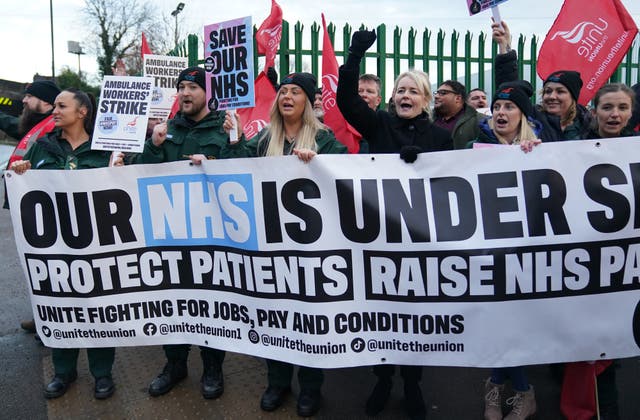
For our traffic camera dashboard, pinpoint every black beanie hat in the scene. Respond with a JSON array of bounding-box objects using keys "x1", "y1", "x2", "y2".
[
  {"x1": 544, "y1": 70, "x2": 583, "y2": 102},
  {"x1": 177, "y1": 66, "x2": 206, "y2": 91},
  {"x1": 24, "y1": 80, "x2": 60, "y2": 105},
  {"x1": 492, "y1": 80, "x2": 534, "y2": 117},
  {"x1": 280, "y1": 72, "x2": 317, "y2": 105}
]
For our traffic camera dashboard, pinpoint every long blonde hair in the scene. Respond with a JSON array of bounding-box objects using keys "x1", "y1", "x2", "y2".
[
  {"x1": 488, "y1": 114, "x2": 537, "y2": 144},
  {"x1": 259, "y1": 96, "x2": 326, "y2": 156}
]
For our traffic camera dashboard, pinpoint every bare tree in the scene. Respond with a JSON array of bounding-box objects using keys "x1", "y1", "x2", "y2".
[{"x1": 83, "y1": 0, "x2": 165, "y2": 76}]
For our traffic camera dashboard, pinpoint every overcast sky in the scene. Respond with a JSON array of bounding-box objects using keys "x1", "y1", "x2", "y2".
[{"x1": 1, "y1": 0, "x2": 638, "y2": 83}]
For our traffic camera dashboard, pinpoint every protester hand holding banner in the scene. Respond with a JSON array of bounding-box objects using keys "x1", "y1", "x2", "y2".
[
  {"x1": 7, "y1": 139, "x2": 640, "y2": 368},
  {"x1": 92, "y1": 76, "x2": 154, "y2": 154},
  {"x1": 537, "y1": 0, "x2": 638, "y2": 105}
]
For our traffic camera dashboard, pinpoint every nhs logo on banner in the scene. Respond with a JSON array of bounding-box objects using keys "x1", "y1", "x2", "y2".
[{"x1": 138, "y1": 174, "x2": 257, "y2": 249}]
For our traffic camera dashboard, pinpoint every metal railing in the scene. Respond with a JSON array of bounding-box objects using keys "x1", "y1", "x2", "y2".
[{"x1": 174, "y1": 19, "x2": 639, "y2": 103}]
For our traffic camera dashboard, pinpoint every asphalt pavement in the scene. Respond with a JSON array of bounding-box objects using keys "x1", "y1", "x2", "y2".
[{"x1": 1, "y1": 182, "x2": 639, "y2": 419}]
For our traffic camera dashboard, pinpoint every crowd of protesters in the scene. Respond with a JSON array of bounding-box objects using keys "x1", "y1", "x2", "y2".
[{"x1": 2, "y1": 13, "x2": 639, "y2": 420}]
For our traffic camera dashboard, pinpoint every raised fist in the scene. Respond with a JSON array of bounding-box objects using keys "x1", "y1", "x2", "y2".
[{"x1": 349, "y1": 30, "x2": 377, "y2": 58}]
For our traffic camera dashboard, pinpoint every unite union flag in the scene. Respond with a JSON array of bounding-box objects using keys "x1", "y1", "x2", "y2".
[
  {"x1": 321, "y1": 13, "x2": 361, "y2": 153},
  {"x1": 237, "y1": 0, "x2": 281, "y2": 138},
  {"x1": 537, "y1": 0, "x2": 638, "y2": 105},
  {"x1": 255, "y1": 0, "x2": 283, "y2": 69}
]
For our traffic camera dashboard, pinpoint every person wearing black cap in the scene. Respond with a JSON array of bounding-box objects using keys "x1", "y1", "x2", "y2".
[
  {"x1": 131, "y1": 66, "x2": 228, "y2": 400},
  {"x1": 0, "y1": 80, "x2": 60, "y2": 142},
  {"x1": 492, "y1": 20, "x2": 591, "y2": 141},
  {"x1": 467, "y1": 82, "x2": 542, "y2": 420},
  {"x1": 222, "y1": 71, "x2": 346, "y2": 417},
  {"x1": 337, "y1": 29, "x2": 452, "y2": 420},
  {"x1": 470, "y1": 81, "x2": 542, "y2": 146},
  {"x1": 1, "y1": 79, "x2": 61, "y2": 333}
]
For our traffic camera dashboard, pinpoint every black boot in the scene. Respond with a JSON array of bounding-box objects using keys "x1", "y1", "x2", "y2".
[
  {"x1": 201, "y1": 363, "x2": 224, "y2": 399},
  {"x1": 365, "y1": 377, "x2": 392, "y2": 416},
  {"x1": 297, "y1": 388, "x2": 322, "y2": 417},
  {"x1": 260, "y1": 385, "x2": 290, "y2": 411},
  {"x1": 94, "y1": 376, "x2": 115, "y2": 399},
  {"x1": 148, "y1": 361, "x2": 187, "y2": 396},
  {"x1": 404, "y1": 382, "x2": 426, "y2": 420},
  {"x1": 44, "y1": 371, "x2": 78, "y2": 399}
]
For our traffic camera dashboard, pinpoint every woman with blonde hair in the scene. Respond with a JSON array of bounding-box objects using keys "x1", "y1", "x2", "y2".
[
  {"x1": 224, "y1": 72, "x2": 345, "y2": 161},
  {"x1": 337, "y1": 29, "x2": 452, "y2": 420},
  {"x1": 223, "y1": 72, "x2": 346, "y2": 417},
  {"x1": 469, "y1": 81, "x2": 542, "y2": 420}
]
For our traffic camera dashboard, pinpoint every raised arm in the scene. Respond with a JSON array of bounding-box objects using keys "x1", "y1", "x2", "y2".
[
  {"x1": 492, "y1": 19, "x2": 518, "y2": 87},
  {"x1": 336, "y1": 30, "x2": 379, "y2": 140}
]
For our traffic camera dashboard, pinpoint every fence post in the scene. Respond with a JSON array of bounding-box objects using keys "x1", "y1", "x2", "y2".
[
  {"x1": 311, "y1": 22, "x2": 320, "y2": 77},
  {"x1": 279, "y1": 20, "x2": 290, "y2": 79},
  {"x1": 437, "y1": 30, "x2": 445, "y2": 86},
  {"x1": 294, "y1": 21, "x2": 304, "y2": 72},
  {"x1": 187, "y1": 34, "x2": 199, "y2": 66},
  {"x1": 451, "y1": 30, "x2": 459, "y2": 81},
  {"x1": 464, "y1": 31, "x2": 473, "y2": 89},
  {"x1": 478, "y1": 31, "x2": 487, "y2": 93},
  {"x1": 393, "y1": 26, "x2": 403, "y2": 78},
  {"x1": 376, "y1": 24, "x2": 387, "y2": 98},
  {"x1": 422, "y1": 29, "x2": 431, "y2": 76},
  {"x1": 408, "y1": 27, "x2": 417, "y2": 70}
]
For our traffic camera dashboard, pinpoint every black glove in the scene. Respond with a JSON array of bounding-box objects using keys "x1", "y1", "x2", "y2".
[
  {"x1": 266, "y1": 66, "x2": 279, "y2": 91},
  {"x1": 400, "y1": 145, "x2": 422, "y2": 163},
  {"x1": 349, "y1": 30, "x2": 376, "y2": 58}
]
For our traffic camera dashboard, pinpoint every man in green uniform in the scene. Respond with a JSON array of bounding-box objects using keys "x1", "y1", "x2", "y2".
[{"x1": 137, "y1": 67, "x2": 228, "y2": 399}]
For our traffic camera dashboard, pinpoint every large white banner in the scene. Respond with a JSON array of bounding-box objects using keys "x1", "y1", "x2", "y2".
[{"x1": 6, "y1": 138, "x2": 640, "y2": 368}]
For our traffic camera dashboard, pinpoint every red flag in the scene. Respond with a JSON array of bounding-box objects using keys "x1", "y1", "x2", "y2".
[
  {"x1": 237, "y1": 71, "x2": 276, "y2": 139},
  {"x1": 141, "y1": 32, "x2": 152, "y2": 59},
  {"x1": 560, "y1": 360, "x2": 613, "y2": 419},
  {"x1": 168, "y1": 95, "x2": 181, "y2": 119},
  {"x1": 537, "y1": 0, "x2": 638, "y2": 105},
  {"x1": 321, "y1": 13, "x2": 361, "y2": 153},
  {"x1": 255, "y1": 0, "x2": 283, "y2": 69},
  {"x1": 6, "y1": 115, "x2": 56, "y2": 169}
]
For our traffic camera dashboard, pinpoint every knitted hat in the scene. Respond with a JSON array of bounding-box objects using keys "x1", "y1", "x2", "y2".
[
  {"x1": 492, "y1": 80, "x2": 534, "y2": 117},
  {"x1": 544, "y1": 70, "x2": 583, "y2": 102},
  {"x1": 280, "y1": 72, "x2": 317, "y2": 105},
  {"x1": 177, "y1": 66, "x2": 206, "y2": 91},
  {"x1": 24, "y1": 80, "x2": 60, "y2": 105}
]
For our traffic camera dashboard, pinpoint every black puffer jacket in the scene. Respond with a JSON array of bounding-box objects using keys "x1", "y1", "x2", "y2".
[{"x1": 337, "y1": 56, "x2": 452, "y2": 154}]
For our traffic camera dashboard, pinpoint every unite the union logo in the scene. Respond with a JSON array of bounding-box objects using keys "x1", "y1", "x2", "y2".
[{"x1": 550, "y1": 18, "x2": 609, "y2": 60}]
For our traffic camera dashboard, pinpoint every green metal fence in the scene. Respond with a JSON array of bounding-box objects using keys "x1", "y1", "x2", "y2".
[{"x1": 175, "y1": 19, "x2": 640, "y2": 102}]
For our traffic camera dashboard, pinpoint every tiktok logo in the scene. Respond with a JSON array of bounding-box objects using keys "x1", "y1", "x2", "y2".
[{"x1": 351, "y1": 337, "x2": 365, "y2": 353}]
